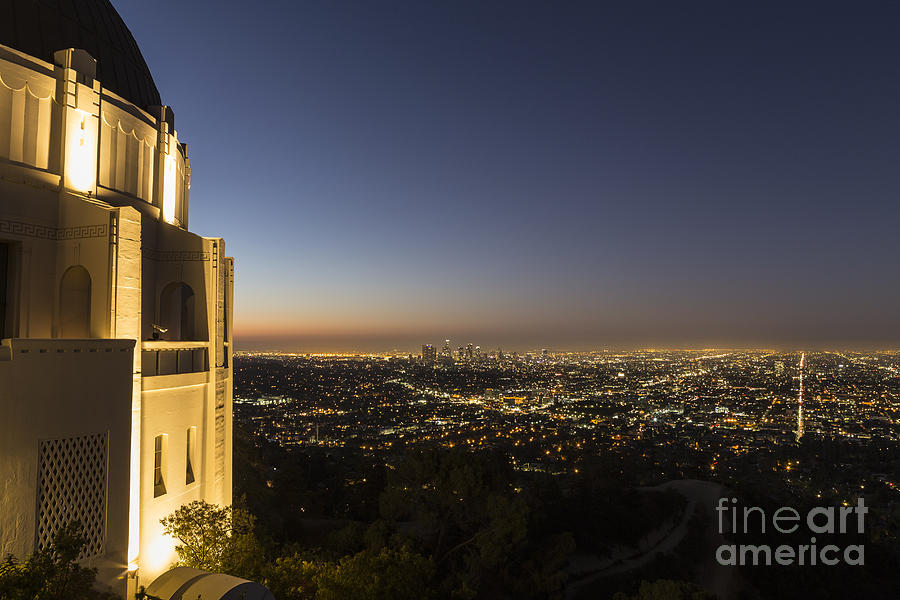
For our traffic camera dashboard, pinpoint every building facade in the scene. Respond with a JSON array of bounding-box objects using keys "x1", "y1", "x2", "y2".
[{"x1": 0, "y1": 1, "x2": 234, "y2": 596}]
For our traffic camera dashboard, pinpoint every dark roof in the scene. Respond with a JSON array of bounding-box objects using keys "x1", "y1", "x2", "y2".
[{"x1": 0, "y1": 0, "x2": 161, "y2": 111}]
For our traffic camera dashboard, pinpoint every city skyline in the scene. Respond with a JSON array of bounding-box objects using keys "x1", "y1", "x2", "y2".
[
  {"x1": 236, "y1": 337, "x2": 900, "y2": 355},
  {"x1": 115, "y1": 1, "x2": 900, "y2": 351}
]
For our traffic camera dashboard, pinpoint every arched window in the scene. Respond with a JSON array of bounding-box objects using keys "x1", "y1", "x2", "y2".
[
  {"x1": 159, "y1": 282, "x2": 195, "y2": 341},
  {"x1": 59, "y1": 265, "x2": 91, "y2": 338}
]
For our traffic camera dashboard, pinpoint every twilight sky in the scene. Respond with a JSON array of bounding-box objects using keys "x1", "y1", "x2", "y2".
[{"x1": 115, "y1": 1, "x2": 900, "y2": 352}]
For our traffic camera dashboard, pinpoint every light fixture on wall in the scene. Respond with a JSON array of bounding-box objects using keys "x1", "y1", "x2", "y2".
[
  {"x1": 151, "y1": 324, "x2": 168, "y2": 340},
  {"x1": 65, "y1": 110, "x2": 97, "y2": 193},
  {"x1": 162, "y1": 146, "x2": 177, "y2": 224}
]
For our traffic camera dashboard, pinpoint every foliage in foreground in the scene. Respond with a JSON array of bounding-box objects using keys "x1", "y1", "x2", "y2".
[
  {"x1": 161, "y1": 499, "x2": 435, "y2": 600},
  {"x1": 160, "y1": 499, "x2": 265, "y2": 580},
  {"x1": 0, "y1": 521, "x2": 115, "y2": 600},
  {"x1": 163, "y1": 449, "x2": 577, "y2": 599},
  {"x1": 612, "y1": 579, "x2": 717, "y2": 600},
  {"x1": 267, "y1": 547, "x2": 436, "y2": 600}
]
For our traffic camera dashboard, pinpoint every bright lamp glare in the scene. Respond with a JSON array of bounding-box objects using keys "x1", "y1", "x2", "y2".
[
  {"x1": 162, "y1": 152, "x2": 177, "y2": 224},
  {"x1": 66, "y1": 111, "x2": 96, "y2": 192},
  {"x1": 146, "y1": 532, "x2": 177, "y2": 575}
]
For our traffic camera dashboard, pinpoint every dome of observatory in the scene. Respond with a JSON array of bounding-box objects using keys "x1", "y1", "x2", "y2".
[{"x1": 0, "y1": 0, "x2": 161, "y2": 110}]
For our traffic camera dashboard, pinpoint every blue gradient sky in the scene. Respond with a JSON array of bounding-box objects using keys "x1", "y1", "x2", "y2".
[{"x1": 115, "y1": 1, "x2": 900, "y2": 351}]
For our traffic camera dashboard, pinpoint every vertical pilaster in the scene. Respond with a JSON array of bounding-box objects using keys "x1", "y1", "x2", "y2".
[
  {"x1": 112, "y1": 206, "x2": 143, "y2": 568},
  {"x1": 181, "y1": 145, "x2": 190, "y2": 230},
  {"x1": 53, "y1": 49, "x2": 100, "y2": 196},
  {"x1": 152, "y1": 106, "x2": 180, "y2": 225},
  {"x1": 223, "y1": 256, "x2": 234, "y2": 506}
]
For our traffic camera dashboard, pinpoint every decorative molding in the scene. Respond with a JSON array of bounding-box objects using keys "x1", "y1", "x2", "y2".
[
  {"x1": 142, "y1": 248, "x2": 210, "y2": 262},
  {"x1": 0, "y1": 68, "x2": 57, "y2": 102},
  {"x1": 0, "y1": 218, "x2": 107, "y2": 240},
  {"x1": 100, "y1": 111, "x2": 156, "y2": 148}
]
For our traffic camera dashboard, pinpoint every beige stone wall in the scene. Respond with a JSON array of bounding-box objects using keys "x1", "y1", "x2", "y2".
[
  {"x1": 138, "y1": 371, "x2": 210, "y2": 581},
  {"x1": 0, "y1": 338, "x2": 135, "y2": 596},
  {"x1": 0, "y1": 40, "x2": 234, "y2": 597}
]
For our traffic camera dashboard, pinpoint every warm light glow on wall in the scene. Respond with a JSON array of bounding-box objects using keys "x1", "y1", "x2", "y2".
[
  {"x1": 162, "y1": 151, "x2": 177, "y2": 224},
  {"x1": 127, "y1": 409, "x2": 141, "y2": 566},
  {"x1": 145, "y1": 530, "x2": 177, "y2": 576},
  {"x1": 65, "y1": 110, "x2": 97, "y2": 193}
]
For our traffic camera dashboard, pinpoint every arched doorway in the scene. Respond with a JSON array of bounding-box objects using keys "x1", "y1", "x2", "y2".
[
  {"x1": 159, "y1": 282, "x2": 195, "y2": 341},
  {"x1": 59, "y1": 265, "x2": 91, "y2": 338}
]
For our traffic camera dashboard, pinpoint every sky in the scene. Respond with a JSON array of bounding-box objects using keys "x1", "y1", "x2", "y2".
[{"x1": 114, "y1": 1, "x2": 900, "y2": 352}]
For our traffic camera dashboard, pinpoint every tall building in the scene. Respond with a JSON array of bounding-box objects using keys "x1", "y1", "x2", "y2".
[
  {"x1": 0, "y1": 2, "x2": 249, "y2": 597},
  {"x1": 422, "y1": 344, "x2": 436, "y2": 365}
]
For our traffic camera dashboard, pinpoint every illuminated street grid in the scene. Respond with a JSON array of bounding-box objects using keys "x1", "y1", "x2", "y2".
[{"x1": 234, "y1": 349, "x2": 900, "y2": 498}]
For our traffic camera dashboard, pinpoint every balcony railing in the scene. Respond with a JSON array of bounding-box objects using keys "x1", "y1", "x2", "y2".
[
  {"x1": 0, "y1": 338, "x2": 135, "y2": 361},
  {"x1": 141, "y1": 341, "x2": 208, "y2": 376}
]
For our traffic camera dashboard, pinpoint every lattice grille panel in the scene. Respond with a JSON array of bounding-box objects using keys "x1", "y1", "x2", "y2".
[{"x1": 37, "y1": 433, "x2": 108, "y2": 559}]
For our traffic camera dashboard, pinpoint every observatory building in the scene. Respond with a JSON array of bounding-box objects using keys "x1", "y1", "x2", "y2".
[{"x1": 0, "y1": 0, "x2": 236, "y2": 596}]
